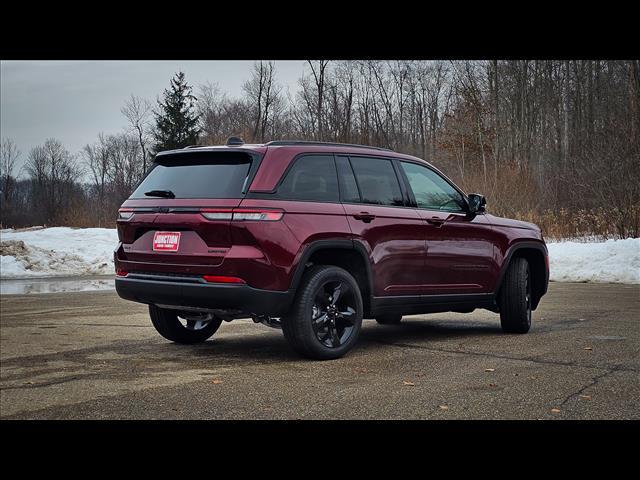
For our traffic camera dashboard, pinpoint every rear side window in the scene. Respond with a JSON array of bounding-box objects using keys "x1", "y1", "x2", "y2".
[
  {"x1": 349, "y1": 156, "x2": 403, "y2": 206},
  {"x1": 130, "y1": 153, "x2": 252, "y2": 199},
  {"x1": 276, "y1": 155, "x2": 339, "y2": 202}
]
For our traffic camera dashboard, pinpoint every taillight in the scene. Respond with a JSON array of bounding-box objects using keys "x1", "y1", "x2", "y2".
[
  {"x1": 202, "y1": 275, "x2": 246, "y2": 284},
  {"x1": 116, "y1": 268, "x2": 129, "y2": 277},
  {"x1": 118, "y1": 208, "x2": 134, "y2": 220},
  {"x1": 232, "y1": 209, "x2": 284, "y2": 221},
  {"x1": 200, "y1": 208, "x2": 283, "y2": 222},
  {"x1": 200, "y1": 208, "x2": 234, "y2": 220}
]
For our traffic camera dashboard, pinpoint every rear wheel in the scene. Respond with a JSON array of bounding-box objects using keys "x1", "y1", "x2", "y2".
[
  {"x1": 282, "y1": 266, "x2": 363, "y2": 360},
  {"x1": 149, "y1": 305, "x2": 223, "y2": 344},
  {"x1": 375, "y1": 314, "x2": 403, "y2": 325},
  {"x1": 498, "y1": 257, "x2": 532, "y2": 334}
]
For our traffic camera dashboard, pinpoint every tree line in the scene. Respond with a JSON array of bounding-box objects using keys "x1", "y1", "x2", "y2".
[{"x1": 1, "y1": 60, "x2": 639, "y2": 238}]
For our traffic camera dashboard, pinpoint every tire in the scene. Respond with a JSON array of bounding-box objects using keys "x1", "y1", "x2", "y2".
[
  {"x1": 498, "y1": 257, "x2": 532, "y2": 334},
  {"x1": 282, "y1": 265, "x2": 363, "y2": 360},
  {"x1": 375, "y1": 314, "x2": 402, "y2": 325},
  {"x1": 149, "y1": 305, "x2": 223, "y2": 344}
]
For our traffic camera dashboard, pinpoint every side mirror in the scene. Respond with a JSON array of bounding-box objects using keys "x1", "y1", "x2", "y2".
[{"x1": 467, "y1": 193, "x2": 486, "y2": 214}]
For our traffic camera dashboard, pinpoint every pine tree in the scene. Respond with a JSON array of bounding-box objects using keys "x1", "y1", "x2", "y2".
[{"x1": 152, "y1": 71, "x2": 201, "y2": 152}]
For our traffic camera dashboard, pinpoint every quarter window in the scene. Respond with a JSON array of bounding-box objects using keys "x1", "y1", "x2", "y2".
[
  {"x1": 277, "y1": 155, "x2": 339, "y2": 202},
  {"x1": 399, "y1": 162, "x2": 465, "y2": 212}
]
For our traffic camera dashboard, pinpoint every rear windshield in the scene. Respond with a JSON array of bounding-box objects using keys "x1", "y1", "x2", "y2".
[{"x1": 130, "y1": 153, "x2": 253, "y2": 199}]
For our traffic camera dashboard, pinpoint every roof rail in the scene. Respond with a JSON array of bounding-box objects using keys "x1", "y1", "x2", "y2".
[
  {"x1": 265, "y1": 140, "x2": 393, "y2": 152},
  {"x1": 183, "y1": 145, "x2": 204, "y2": 149}
]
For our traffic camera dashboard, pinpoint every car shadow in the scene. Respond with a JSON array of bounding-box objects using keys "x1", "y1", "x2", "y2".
[
  {"x1": 355, "y1": 318, "x2": 502, "y2": 352},
  {"x1": 163, "y1": 317, "x2": 504, "y2": 363}
]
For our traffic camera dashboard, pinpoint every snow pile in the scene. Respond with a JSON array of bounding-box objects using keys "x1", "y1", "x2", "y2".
[
  {"x1": 1, "y1": 227, "x2": 639, "y2": 284},
  {"x1": 1, "y1": 227, "x2": 119, "y2": 278},
  {"x1": 547, "y1": 238, "x2": 640, "y2": 284}
]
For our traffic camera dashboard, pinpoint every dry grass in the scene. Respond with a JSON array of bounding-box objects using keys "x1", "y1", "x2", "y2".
[{"x1": 515, "y1": 206, "x2": 640, "y2": 241}]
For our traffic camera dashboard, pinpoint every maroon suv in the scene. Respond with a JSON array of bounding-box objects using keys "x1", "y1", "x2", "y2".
[{"x1": 115, "y1": 138, "x2": 549, "y2": 359}]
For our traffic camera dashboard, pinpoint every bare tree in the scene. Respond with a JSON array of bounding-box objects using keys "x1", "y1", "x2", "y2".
[
  {"x1": 243, "y1": 61, "x2": 283, "y2": 142},
  {"x1": 1, "y1": 137, "x2": 20, "y2": 198},
  {"x1": 25, "y1": 139, "x2": 81, "y2": 225},
  {"x1": 0, "y1": 138, "x2": 21, "y2": 226},
  {"x1": 81, "y1": 134, "x2": 112, "y2": 226},
  {"x1": 121, "y1": 94, "x2": 152, "y2": 172}
]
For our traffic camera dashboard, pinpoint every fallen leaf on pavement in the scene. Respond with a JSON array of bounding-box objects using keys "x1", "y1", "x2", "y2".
[
  {"x1": 584, "y1": 347, "x2": 593, "y2": 351},
  {"x1": 489, "y1": 383, "x2": 497, "y2": 387},
  {"x1": 551, "y1": 408, "x2": 561, "y2": 413},
  {"x1": 484, "y1": 368, "x2": 495, "y2": 372},
  {"x1": 439, "y1": 405, "x2": 449, "y2": 410},
  {"x1": 211, "y1": 379, "x2": 223, "y2": 384},
  {"x1": 403, "y1": 381, "x2": 415, "y2": 386},
  {"x1": 579, "y1": 395, "x2": 592, "y2": 400}
]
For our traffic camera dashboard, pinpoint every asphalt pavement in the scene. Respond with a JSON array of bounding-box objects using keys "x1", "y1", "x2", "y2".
[{"x1": 1, "y1": 282, "x2": 638, "y2": 419}]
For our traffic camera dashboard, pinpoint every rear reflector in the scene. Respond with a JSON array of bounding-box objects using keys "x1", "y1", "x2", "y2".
[
  {"x1": 200, "y1": 208, "x2": 283, "y2": 222},
  {"x1": 116, "y1": 269, "x2": 129, "y2": 277},
  {"x1": 202, "y1": 275, "x2": 246, "y2": 284}
]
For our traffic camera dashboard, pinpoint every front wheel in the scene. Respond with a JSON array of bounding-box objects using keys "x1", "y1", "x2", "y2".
[
  {"x1": 498, "y1": 257, "x2": 532, "y2": 334},
  {"x1": 282, "y1": 266, "x2": 363, "y2": 360},
  {"x1": 149, "y1": 305, "x2": 223, "y2": 344}
]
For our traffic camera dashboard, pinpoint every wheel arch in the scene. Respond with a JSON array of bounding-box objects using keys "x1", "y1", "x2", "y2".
[
  {"x1": 289, "y1": 239, "x2": 374, "y2": 316},
  {"x1": 496, "y1": 241, "x2": 549, "y2": 310}
]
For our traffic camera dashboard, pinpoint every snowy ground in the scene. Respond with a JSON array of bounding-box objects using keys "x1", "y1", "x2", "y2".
[
  {"x1": 1, "y1": 227, "x2": 639, "y2": 285},
  {"x1": 1, "y1": 227, "x2": 118, "y2": 279},
  {"x1": 547, "y1": 238, "x2": 639, "y2": 284}
]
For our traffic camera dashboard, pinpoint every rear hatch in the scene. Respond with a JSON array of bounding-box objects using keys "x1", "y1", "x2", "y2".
[{"x1": 117, "y1": 150, "x2": 259, "y2": 269}]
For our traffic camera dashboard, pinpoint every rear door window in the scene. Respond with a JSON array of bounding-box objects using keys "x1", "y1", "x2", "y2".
[
  {"x1": 349, "y1": 156, "x2": 404, "y2": 206},
  {"x1": 276, "y1": 155, "x2": 339, "y2": 202},
  {"x1": 130, "y1": 153, "x2": 252, "y2": 199}
]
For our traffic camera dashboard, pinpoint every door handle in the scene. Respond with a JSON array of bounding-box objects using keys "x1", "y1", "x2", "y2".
[
  {"x1": 353, "y1": 212, "x2": 376, "y2": 223},
  {"x1": 426, "y1": 217, "x2": 445, "y2": 227}
]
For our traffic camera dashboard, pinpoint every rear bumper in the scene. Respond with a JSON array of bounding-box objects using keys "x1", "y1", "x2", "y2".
[{"x1": 115, "y1": 276, "x2": 294, "y2": 316}]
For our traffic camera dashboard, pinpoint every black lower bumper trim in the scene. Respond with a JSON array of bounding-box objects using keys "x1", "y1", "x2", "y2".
[{"x1": 115, "y1": 277, "x2": 293, "y2": 316}]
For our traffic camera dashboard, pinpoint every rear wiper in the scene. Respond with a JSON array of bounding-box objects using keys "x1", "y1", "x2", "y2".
[{"x1": 144, "y1": 189, "x2": 175, "y2": 198}]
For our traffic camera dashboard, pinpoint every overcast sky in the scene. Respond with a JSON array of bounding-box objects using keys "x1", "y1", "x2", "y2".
[{"x1": 0, "y1": 60, "x2": 307, "y2": 175}]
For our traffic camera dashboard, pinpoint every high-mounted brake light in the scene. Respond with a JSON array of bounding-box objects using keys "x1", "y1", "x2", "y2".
[
  {"x1": 118, "y1": 208, "x2": 134, "y2": 220},
  {"x1": 200, "y1": 208, "x2": 284, "y2": 222},
  {"x1": 202, "y1": 275, "x2": 246, "y2": 284}
]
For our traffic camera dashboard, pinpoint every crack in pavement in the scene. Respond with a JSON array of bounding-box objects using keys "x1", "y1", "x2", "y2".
[
  {"x1": 0, "y1": 376, "x2": 81, "y2": 390},
  {"x1": 371, "y1": 340, "x2": 638, "y2": 373},
  {"x1": 557, "y1": 368, "x2": 618, "y2": 406}
]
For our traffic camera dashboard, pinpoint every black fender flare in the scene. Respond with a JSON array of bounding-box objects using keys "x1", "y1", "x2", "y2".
[
  {"x1": 288, "y1": 238, "x2": 374, "y2": 303},
  {"x1": 495, "y1": 241, "x2": 549, "y2": 308}
]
